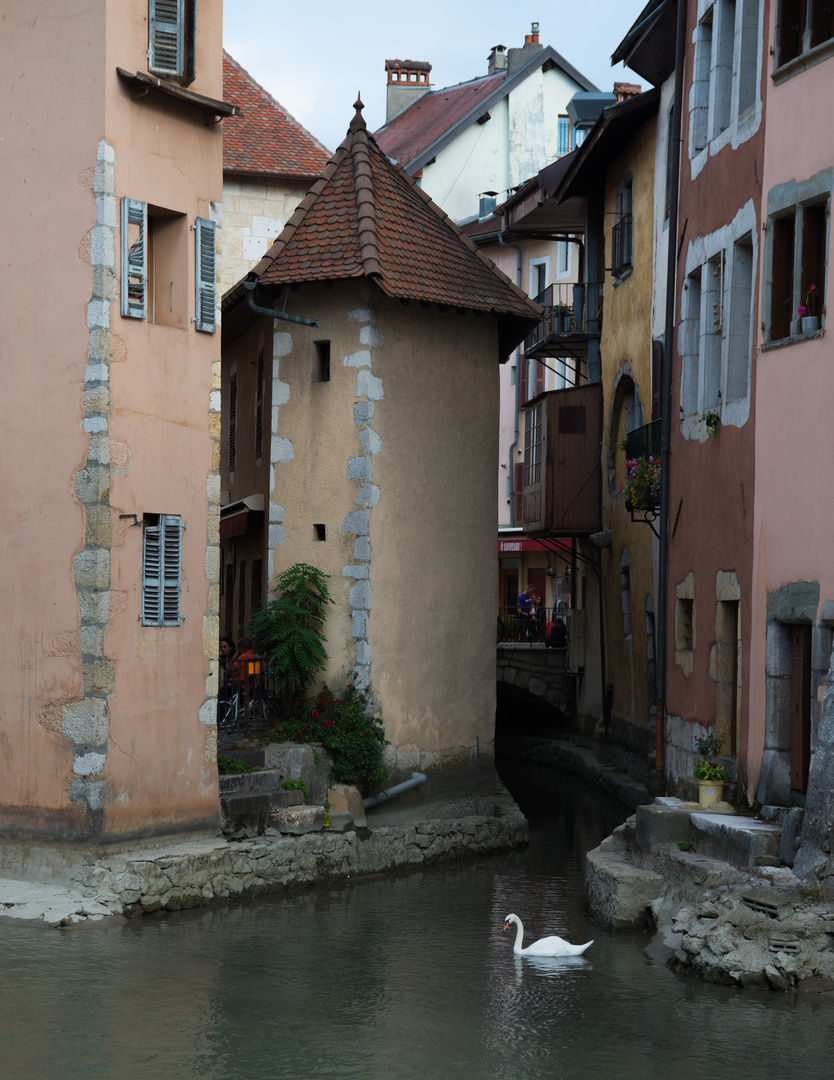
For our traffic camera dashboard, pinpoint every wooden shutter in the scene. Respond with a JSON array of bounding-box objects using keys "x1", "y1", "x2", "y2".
[
  {"x1": 148, "y1": 0, "x2": 185, "y2": 77},
  {"x1": 651, "y1": 339, "x2": 663, "y2": 420},
  {"x1": 534, "y1": 358, "x2": 545, "y2": 398},
  {"x1": 161, "y1": 515, "x2": 182, "y2": 626},
  {"x1": 255, "y1": 348, "x2": 264, "y2": 459},
  {"x1": 121, "y1": 198, "x2": 147, "y2": 319},
  {"x1": 142, "y1": 516, "x2": 183, "y2": 625},
  {"x1": 195, "y1": 217, "x2": 216, "y2": 333},
  {"x1": 514, "y1": 462, "x2": 524, "y2": 526},
  {"x1": 228, "y1": 372, "x2": 237, "y2": 472},
  {"x1": 141, "y1": 523, "x2": 162, "y2": 624}
]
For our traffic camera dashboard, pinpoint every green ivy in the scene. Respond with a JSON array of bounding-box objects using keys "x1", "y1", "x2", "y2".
[{"x1": 278, "y1": 778, "x2": 309, "y2": 803}]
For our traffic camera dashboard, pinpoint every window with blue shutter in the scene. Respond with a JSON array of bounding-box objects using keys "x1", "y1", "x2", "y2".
[
  {"x1": 121, "y1": 198, "x2": 147, "y2": 319},
  {"x1": 142, "y1": 514, "x2": 183, "y2": 626},
  {"x1": 148, "y1": 0, "x2": 196, "y2": 84},
  {"x1": 194, "y1": 217, "x2": 217, "y2": 333}
]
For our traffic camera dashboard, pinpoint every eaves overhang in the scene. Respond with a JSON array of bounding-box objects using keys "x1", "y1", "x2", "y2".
[{"x1": 117, "y1": 68, "x2": 241, "y2": 119}]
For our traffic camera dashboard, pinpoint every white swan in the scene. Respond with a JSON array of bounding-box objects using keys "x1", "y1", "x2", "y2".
[{"x1": 503, "y1": 913, "x2": 593, "y2": 957}]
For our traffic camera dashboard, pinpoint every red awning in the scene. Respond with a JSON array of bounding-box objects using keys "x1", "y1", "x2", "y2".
[
  {"x1": 220, "y1": 510, "x2": 249, "y2": 539},
  {"x1": 498, "y1": 536, "x2": 572, "y2": 553}
]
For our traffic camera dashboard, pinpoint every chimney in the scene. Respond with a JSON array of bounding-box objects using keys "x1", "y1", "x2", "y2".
[
  {"x1": 487, "y1": 45, "x2": 507, "y2": 75},
  {"x1": 613, "y1": 81, "x2": 642, "y2": 103},
  {"x1": 507, "y1": 22, "x2": 543, "y2": 78},
  {"x1": 385, "y1": 59, "x2": 432, "y2": 124}
]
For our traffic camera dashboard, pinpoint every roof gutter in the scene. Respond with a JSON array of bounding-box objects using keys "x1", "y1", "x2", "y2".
[{"x1": 243, "y1": 280, "x2": 319, "y2": 327}]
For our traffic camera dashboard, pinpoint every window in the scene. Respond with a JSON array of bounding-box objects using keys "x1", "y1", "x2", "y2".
[
  {"x1": 680, "y1": 205, "x2": 757, "y2": 430},
  {"x1": 765, "y1": 174, "x2": 830, "y2": 343},
  {"x1": 148, "y1": 0, "x2": 196, "y2": 85},
  {"x1": 121, "y1": 198, "x2": 205, "y2": 330},
  {"x1": 557, "y1": 116, "x2": 571, "y2": 156},
  {"x1": 612, "y1": 174, "x2": 633, "y2": 275},
  {"x1": 314, "y1": 341, "x2": 331, "y2": 382},
  {"x1": 523, "y1": 402, "x2": 542, "y2": 492},
  {"x1": 529, "y1": 258, "x2": 548, "y2": 302},
  {"x1": 142, "y1": 514, "x2": 183, "y2": 626},
  {"x1": 689, "y1": 0, "x2": 763, "y2": 161},
  {"x1": 557, "y1": 241, "x2": 570, "y2": 277},
  {"x1": 777, "y1": 0, "x2": 834, "y2": 65}
]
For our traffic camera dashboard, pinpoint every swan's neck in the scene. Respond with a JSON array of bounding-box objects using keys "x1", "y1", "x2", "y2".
[{"x1": 512, "y1": 917, "x2": 524, "y2": 952}]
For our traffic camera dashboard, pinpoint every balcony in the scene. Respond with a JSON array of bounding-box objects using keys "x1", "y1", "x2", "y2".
[
  {"x1": 521, "y1": 383, "x2": 602, "y2": 536},
  {"x1": 525, "y1": 282, "x2": 603, "y2": 359},
  {"x1": 623, "y1": 418, "x2": 660, "y2": 459}
]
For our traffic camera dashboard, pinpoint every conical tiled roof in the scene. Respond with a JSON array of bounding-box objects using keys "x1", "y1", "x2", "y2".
[{"x1": 247, "y1": 99, "x2": 540, "y2": 353}]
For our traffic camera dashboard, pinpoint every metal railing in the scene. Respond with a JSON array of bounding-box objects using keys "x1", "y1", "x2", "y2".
[
  {"x1": 611, "y1": 214, "x2": 633, "y2": 273},
  {"x1": 496, "y1": 605, "x2": 572, "y2": 646},
  {"x1": 217, "y1": 656, "x2": 284, "y2": 745},
  {"x1": 624, "y1": 418, "x2": 661, "y2": 460},
  {"x1": 525, "y1": 282, "x2": 604, "y2": 353}
]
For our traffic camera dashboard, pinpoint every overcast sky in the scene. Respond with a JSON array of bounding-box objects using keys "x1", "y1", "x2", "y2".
[{"x1": 222, "y1": 1, "x2": 644, "y2": 154}]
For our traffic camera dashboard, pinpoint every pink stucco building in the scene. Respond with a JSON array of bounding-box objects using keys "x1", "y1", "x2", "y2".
[{"x1": 1, "y1": 1, "x2": 234, "y2": 847}]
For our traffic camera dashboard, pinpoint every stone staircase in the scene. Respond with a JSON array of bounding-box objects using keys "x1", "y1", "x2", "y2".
[
  {"x1": 218, "y1": 764, "x2": 304, "y2": 836},
  {"x1": 586, "y1": 798, "x2": 784, "y2": 931}
]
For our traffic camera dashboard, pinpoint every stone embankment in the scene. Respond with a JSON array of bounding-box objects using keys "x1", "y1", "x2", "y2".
[
  {"x1": 0, "y1": 786, "x2": 527, "y2": 927},
  {"x1": 587, "y1": 798, "x2": 834, "y2": 992}
]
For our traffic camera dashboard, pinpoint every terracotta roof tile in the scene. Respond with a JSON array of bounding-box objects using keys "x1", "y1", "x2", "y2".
[
  {"x1": 249, "y1": 99, "x2": 540, "y2": 353},
  {"x1": 222, "y1": 52, "x2": 331, "y2": 179},
  {"x1": 374, "y1": 74, "x2": 505, "y2": 167}
]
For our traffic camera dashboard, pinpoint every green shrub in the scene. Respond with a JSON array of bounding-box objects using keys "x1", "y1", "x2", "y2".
[
  {"x1": 248, "y1": 563, "x2": 334, "y2": 704},
  {"x1": 263, "y1": 675, "x2": 388, "y2": 795},
  {"x1": 218, "y1": 755, "x2": 259, "y2": 775}
]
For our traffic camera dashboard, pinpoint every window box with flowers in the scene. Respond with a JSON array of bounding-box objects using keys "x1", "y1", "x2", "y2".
[{"x1": 619, "y1": 454, "x2": 661, "y2": 512}]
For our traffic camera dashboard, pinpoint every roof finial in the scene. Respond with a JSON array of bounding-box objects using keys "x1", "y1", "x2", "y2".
[{"x1": 350, "y1": 94, "x2": 366, "y2": 132}]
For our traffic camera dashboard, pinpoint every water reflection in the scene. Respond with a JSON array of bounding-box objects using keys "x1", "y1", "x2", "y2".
[{"x1": 1, "y1": 760, "x2": 833, "y2": 1079}]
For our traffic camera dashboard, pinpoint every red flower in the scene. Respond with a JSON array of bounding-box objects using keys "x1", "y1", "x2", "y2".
[
  {"x1": 312, "y1": 711, "x2": 320, "y2": 719},
  {"x1": 324, "y1": 719, "x2": 335, "y2": 728}
]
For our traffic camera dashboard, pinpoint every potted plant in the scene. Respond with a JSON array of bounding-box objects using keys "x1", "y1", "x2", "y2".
[
  {"x1": 694, "y1": 733, "x2": 728, "y2": 808},
  {"x1": 797, "y1": 284, "x2": 820, "y2": 333},
  {"x1": 700, "y1": 410, "x2": 719, "y2": 439},
  {"x1": 619, "y1": 454, "x2": 660, "y2": 512}
]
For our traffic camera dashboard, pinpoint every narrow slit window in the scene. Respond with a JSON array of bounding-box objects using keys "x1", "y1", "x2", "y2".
[
  {"x1": 314, "y1": 523, "x2": 326, "y2": 541},
  {"x1": 315, "y1": 341, "x2": 331, "y2": 382}
]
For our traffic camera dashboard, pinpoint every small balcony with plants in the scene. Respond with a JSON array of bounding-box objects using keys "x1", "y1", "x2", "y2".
[
  {"x1": 525, "y1": 281, "x2": 604, "y2": 358},
  {"x1": 618, "y1": 419, "x2": 661, "y2": 530}
]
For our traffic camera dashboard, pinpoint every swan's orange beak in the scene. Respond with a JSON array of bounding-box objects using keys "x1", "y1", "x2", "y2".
[{"x1": 503, "y1": 920, "x2": 509, "y2": 931}]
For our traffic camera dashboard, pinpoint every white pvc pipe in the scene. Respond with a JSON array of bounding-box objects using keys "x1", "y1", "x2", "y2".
[{"x1": 363, "y1": 772, "x2": 427, "y2": 809}]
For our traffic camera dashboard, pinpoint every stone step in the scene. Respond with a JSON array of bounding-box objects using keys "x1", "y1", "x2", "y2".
[
  {"x1": 219, "y1": 749, "x2": 266, "y2": 768},
  {"x1": 635, "y1": 800, "x2": 781, "y2": 871},
  {"x1": 218, "y1": 768, "x2": 296, "y2": 795},
  {"x1": 220, "y1": 788, "x2": 304, "y2": 834}
]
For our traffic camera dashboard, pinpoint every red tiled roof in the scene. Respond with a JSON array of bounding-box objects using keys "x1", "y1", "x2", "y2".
[
  {"x1": 246, "y1": 100, "x2": 540, "y2": 355},
  {"x1": 374, "y1": 74, "x2": 505, "y2": 168},
  {"x1": 222, "y1": 52, "x2": 331, "y2": 179}
]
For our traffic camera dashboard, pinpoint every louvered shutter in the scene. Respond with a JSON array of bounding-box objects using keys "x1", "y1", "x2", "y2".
[
  {"x1": 514, "y1": 462, "x2": 525, "y2": 527},
  {"x1": 142, "y1": 523, "x2": 162, "y2": 624},
  {"x1": 161, "y1": 515, "x2": 182, "y2": 626},
  {"x1": 142, "y1": 516, "x2": 182, "y2": 625},
  {"x1": 148, "y1": 0, "x2": 185, "y2": 77},
  {"x1": 255, "y1": 348, "x2": 264, "y2": 459},
  {"x1": 121, "y1": 198, "x2": 147, "y2": 319},
  {"x1": 228, "y1": 372, "x2": 237, "y2": 472},
  {"x1": 195, "y1": 217, "x2": 217, "y2": 333}
]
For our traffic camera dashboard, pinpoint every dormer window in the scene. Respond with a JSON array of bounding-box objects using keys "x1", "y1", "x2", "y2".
[{"x1": 148, "y1": 0, "x2": 197, "y2": 85}]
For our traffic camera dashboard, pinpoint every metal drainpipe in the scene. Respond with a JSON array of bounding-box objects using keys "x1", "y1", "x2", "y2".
[
  {"x1": 243, "y1": 280, "x2": 319, "y2": 327},
  {"x1": 363, "y1": 772, "x2": 427, "y2": 809},
  {"x1": 656, "y1": 0, "x2": 688, "y2": 790}
]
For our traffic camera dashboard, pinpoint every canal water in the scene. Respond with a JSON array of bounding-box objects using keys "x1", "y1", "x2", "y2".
[{"x1": 4, "y1": 759, "x2": 834, "y2": 1080}]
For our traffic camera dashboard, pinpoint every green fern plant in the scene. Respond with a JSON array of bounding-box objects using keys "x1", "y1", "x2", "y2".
[{"x1": 247, "y1": 563, "x2": 334, "y2": 705}]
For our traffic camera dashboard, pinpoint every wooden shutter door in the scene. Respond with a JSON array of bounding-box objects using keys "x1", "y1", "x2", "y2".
[
  {"x1": 161, "y1": 515, "x2": 182, "y2": 626},
  {"x1": 148, "y1": 0, "x2": 185, "y2": 77},
  {"x1": 121, "y1": 198, "x2": 147, "y2": 319},
  {"x1": 195, "y1": 217, "x2": 217, "y2": 333}
]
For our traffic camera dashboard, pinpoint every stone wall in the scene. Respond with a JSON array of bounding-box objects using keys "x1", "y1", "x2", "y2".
[{"x1": 73, "y1": 809, "x2": 529, "y2": 919}]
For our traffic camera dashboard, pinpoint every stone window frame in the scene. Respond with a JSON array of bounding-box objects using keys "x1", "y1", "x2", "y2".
[
  {"x1": 678, "y1": 200, "x2": 757, "y2": 436},
  {"x1": 761, "y1": 168, "x2": 831, "y2": 349},
  {"x1": 688, "y1": 0, "x2": 764, "y2": 180},
  {"x1": 772, "y1": 0, "x2": 834, "y2": 83}
]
